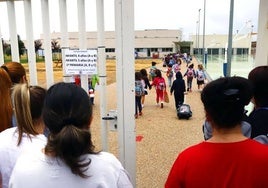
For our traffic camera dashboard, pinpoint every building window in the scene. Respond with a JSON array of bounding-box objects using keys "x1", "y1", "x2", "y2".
[
  {"x1": 105, "y1": 48, "x2": 115, "y2": 53},
  {"x1": 161, "y1": 48, "x2": 172, "y2": 52},
  {"x1": 237, "y1": 48, "x2": 248, "y2": 55},
  {"x1": 136, "y1": 48, "x2": 144, "y2": 52},
  {"x1": 150, "y1": 48, "x2": 158, "y2": 52}
]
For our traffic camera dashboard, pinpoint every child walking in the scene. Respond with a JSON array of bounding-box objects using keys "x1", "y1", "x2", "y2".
[
  {"x1": 196, "y1": 64, "x2": 206, "y2": 90},
  {"x1": 140, "y1": 69, "x2": 152, "y2": 108},
  {"x1": 135, "y1": 72, "x2": 144, "y2": 118},
  {"x1": 166, "y1": 64, "x2": 174, "y2": 87},
  {"x1": 151, "y1": 69, "x2": 167, "y2": 108},
  {"x1": 170, "y1": 72, "x2": 186, "y2": 109},
  {"x1": 184, "y1": 63, "x2": 196, "y2": 92}
]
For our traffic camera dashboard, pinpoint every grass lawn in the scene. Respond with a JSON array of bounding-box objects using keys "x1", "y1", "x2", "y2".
[{"x1": 22, "y1": 58, "x2": 163, "y2": 86}]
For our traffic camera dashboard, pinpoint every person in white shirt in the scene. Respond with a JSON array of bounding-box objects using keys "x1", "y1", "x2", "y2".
[
  {"x1": 0, "y1": 84, "x2": 47, "y2": 188},
  {"x1": 9, "y1": 82, "x2": 133, "y2": 188}
]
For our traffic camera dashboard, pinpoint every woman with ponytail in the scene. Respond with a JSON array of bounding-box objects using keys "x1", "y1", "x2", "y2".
[
  {"x1": 9, "y1": 82, "x2": 133, "y2": 188},
  {"x1": 0, "y1": 83, "x2": 47, "y2": 188}
]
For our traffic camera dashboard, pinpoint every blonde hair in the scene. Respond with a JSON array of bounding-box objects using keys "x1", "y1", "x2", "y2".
[
  {"x1": 198, "y1": 64, "x2": 204, "y2": 70},
  {"x1": 13, "y1": 84, "x2": 47, "y2": 145},
  {"x1": 0, "y1": 68, "x2": 12, "y2": 132}
]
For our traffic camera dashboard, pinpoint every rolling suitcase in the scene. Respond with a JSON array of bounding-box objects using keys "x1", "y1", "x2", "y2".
[{"x1": 177, "y1": 104, "x2": 192, "y2": 119}]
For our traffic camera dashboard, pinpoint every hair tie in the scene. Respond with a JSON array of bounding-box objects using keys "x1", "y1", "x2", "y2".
[{"x1": 223, "y1": 89, "x2": 240, "y2": 102}]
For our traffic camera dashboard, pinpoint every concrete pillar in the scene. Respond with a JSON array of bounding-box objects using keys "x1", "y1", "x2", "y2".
[
  {"x1": 115, "y1": 0, "x2": 136, "y2": 185},
  {"x1": 255, "y1": 0, "x2": 268, "y2": 66},
  {"x1": 6, "y1": 0, "x2": 20, "y2": 62},
  {"x1": 24, "y1": 0, "x2": 38, "y2": 85}
]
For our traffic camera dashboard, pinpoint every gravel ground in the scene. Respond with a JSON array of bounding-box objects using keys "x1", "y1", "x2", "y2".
[{"x1": 90, "y1": 58, "x2": 205, "y2": 188}]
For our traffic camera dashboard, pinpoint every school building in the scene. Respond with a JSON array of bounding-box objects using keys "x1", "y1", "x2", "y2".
[{"x1": 44, "y1": 29, "x2": 255, "y2": 59}]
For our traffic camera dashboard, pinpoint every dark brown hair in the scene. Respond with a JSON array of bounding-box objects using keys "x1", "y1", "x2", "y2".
[
  {"x1": 43, "y1": 82, "x2": 97, "y2": 178},
  {"x1": 201, "y1": 76, "x2": 253, "y2": 128},
  {"x1": 248, "y1": 66, "x2": 268, "y2": 108}
]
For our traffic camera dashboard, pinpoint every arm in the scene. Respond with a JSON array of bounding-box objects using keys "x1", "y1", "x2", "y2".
[
  {"x1": 170, "y1": 85, "x2": 173, "y2": 95},
  {"x1": 145, "y1": 77, "x2": 151, "y2": 89}
]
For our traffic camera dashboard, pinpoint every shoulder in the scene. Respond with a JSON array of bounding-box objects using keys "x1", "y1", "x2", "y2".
[
  {"x1": 90, "y1": 152, "x2": 123, "y2": 168},
  {"x1": 0, "y1": 127, "x2": 17, "y2": 147}
]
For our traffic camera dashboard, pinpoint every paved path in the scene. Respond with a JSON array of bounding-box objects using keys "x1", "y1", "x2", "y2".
[{"x1": 91, "y1": 57, "x2": 205, "y2": 188}]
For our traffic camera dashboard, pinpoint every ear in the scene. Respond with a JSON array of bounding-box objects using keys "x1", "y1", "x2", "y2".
[
  {"x1": 205, "y1": 111, "x2": 212, "y2": 122},
  {"x1": 251, "y1": 97, "x2": 258, "y2": 108},
  {"x1": 21, "y1": 75, "x2": 28, "y2": 83}
]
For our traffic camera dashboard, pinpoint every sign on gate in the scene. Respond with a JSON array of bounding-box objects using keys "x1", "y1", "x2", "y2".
[{"x1": 63, "y1": 49, "x2": 98, "y2": 75}]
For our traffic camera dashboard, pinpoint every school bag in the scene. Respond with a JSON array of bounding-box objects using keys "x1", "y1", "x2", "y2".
[
  {"x1": 150, "y1": 67, "x2": 156, "y2": 77},
  {"x1": 157, "y1": 78, "x2": 165, "y2": 90},
  {"x1": 166, "y1": 68, "x2": 173, "y2": 77},
  {"x1": 135, "y1": 81, "x2": 144, "y2": 96},
  {"x1": 187, "y1": 68, "x2": 194, "y2": 78},
  {"x1": 173, "y1": 64, "x2": 180, "y2": 73},
  {"x1": 177, "y1": 104, "x2": 192, "y2": 119},
  {"x1": 197, "y1": 70, "x2": 205, "y2": 81}
]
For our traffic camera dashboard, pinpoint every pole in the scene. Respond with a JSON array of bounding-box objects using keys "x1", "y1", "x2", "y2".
[
  {"x1": 24, "y1": 0, "x2": 38, "y2": 85},
  {"x1": 96, "y1": 0, "x2": 108, "y2": 151},
  {"x1": 195, "y1": 21, "x2": 198, "y2": 54},
  {"x1": 77, "y1": 0, "x2": 88, "y2": 93},
  {"x1": 41, "y1": 0, "x2": 54, "y2": 87},
  {"x1": 6, "y1": 1, "x2": 20, "y2": 62},
  {"x1": 202, "y1": 0, "x2": 206, "y2": 64},
  {"x1": 226, "y1": 0, "x2": 234, "y2": 77},
  {"x1": 255, "y1": 0, "x2": 268, "y2": 66},
  {"x1": 198, "y1": 8, "x2": 201, "y2": 57},
  {"x1": 0, "y1": 27, "x2": 4, "y2": 66},
  {"x1": 59, "y1": 0, "x2": 70, "y2": 83},
  {"x1": 115, "y1": 0, "x2": 136, "y2": 185}
]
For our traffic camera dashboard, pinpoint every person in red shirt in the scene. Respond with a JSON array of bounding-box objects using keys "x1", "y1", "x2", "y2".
[
  {"x1": 165, "y1": 76, "x2": 268, "y2": 188},
  {"x1": 150, "y1": 69, "x2": 166, "y2": 108}
]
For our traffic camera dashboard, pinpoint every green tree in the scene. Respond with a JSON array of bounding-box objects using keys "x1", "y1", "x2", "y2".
[
  {"x1": 34, "y1": 39, "x2": 42, "y2": 53},
  {"x1": 51, "y1": 39, "x2": 60, "y2": 53},
  {"x1": 51, "y1": 39, "x2": 61, "y2": 60},
  {"x1": 17, "y1": 35, "x2": 25, "y2": 56},
  {"x1": 2, "y1": 38, "x2": 10, "y2": 55}
]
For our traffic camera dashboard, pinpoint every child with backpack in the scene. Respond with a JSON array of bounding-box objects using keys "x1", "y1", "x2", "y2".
[
  {"x1": 170, "y1": 72, "x2": 186, "y2": 109},
  {"x1": 140, "y1": 69, "x2": 152, "y2": 108},
  {"x1": 151, "y1": 69, "x2": 167, "y2": 108},
  {"x1": 135, "y1": 71, "x2": 145, "y2": 118},
  {"x1": 184, "y1": 63, "x2": 196, "y2": 92},
  {"x1": 149, "y1": 61, "x2": 157, "y2": 81},
  {"x1": 196, "y1": 64, "x2": 206, "y2": 90},
  {"x1": 166, "y1": 64, "x2": 174, "y2": 87}
]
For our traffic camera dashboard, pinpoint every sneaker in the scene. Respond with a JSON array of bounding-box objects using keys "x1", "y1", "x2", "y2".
[
  {"x1": 139, "y1": 112, "x2": 143, "y2": 116},
  {"x1": 156, "y1": 103, "x2": 159, "y2": 106},
  {"x1": 135, "y1": 114, "x2": 138, "y2": 119},
  {"x1": 161, "y1": 103, "x2": 163, "y2": 108},
  {"x1": 142, "y1": 104, "x2": 144, "y2": 108}
]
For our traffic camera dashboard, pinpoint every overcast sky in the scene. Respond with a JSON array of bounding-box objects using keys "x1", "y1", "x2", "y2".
[{"x1": 0, "y1": 0, "x2": 260, "y2": 40}]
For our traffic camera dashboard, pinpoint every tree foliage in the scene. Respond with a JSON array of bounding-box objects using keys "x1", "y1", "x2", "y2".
[
  {"x1": 17, "y1": 35, "x2": 25, "y2": 56},
  {"x1": 34, "y1": 39, "x2": 43, "y2": 52},
  {"x1": 51, "y1": 39, "x2": 60, "y2": 53}
]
